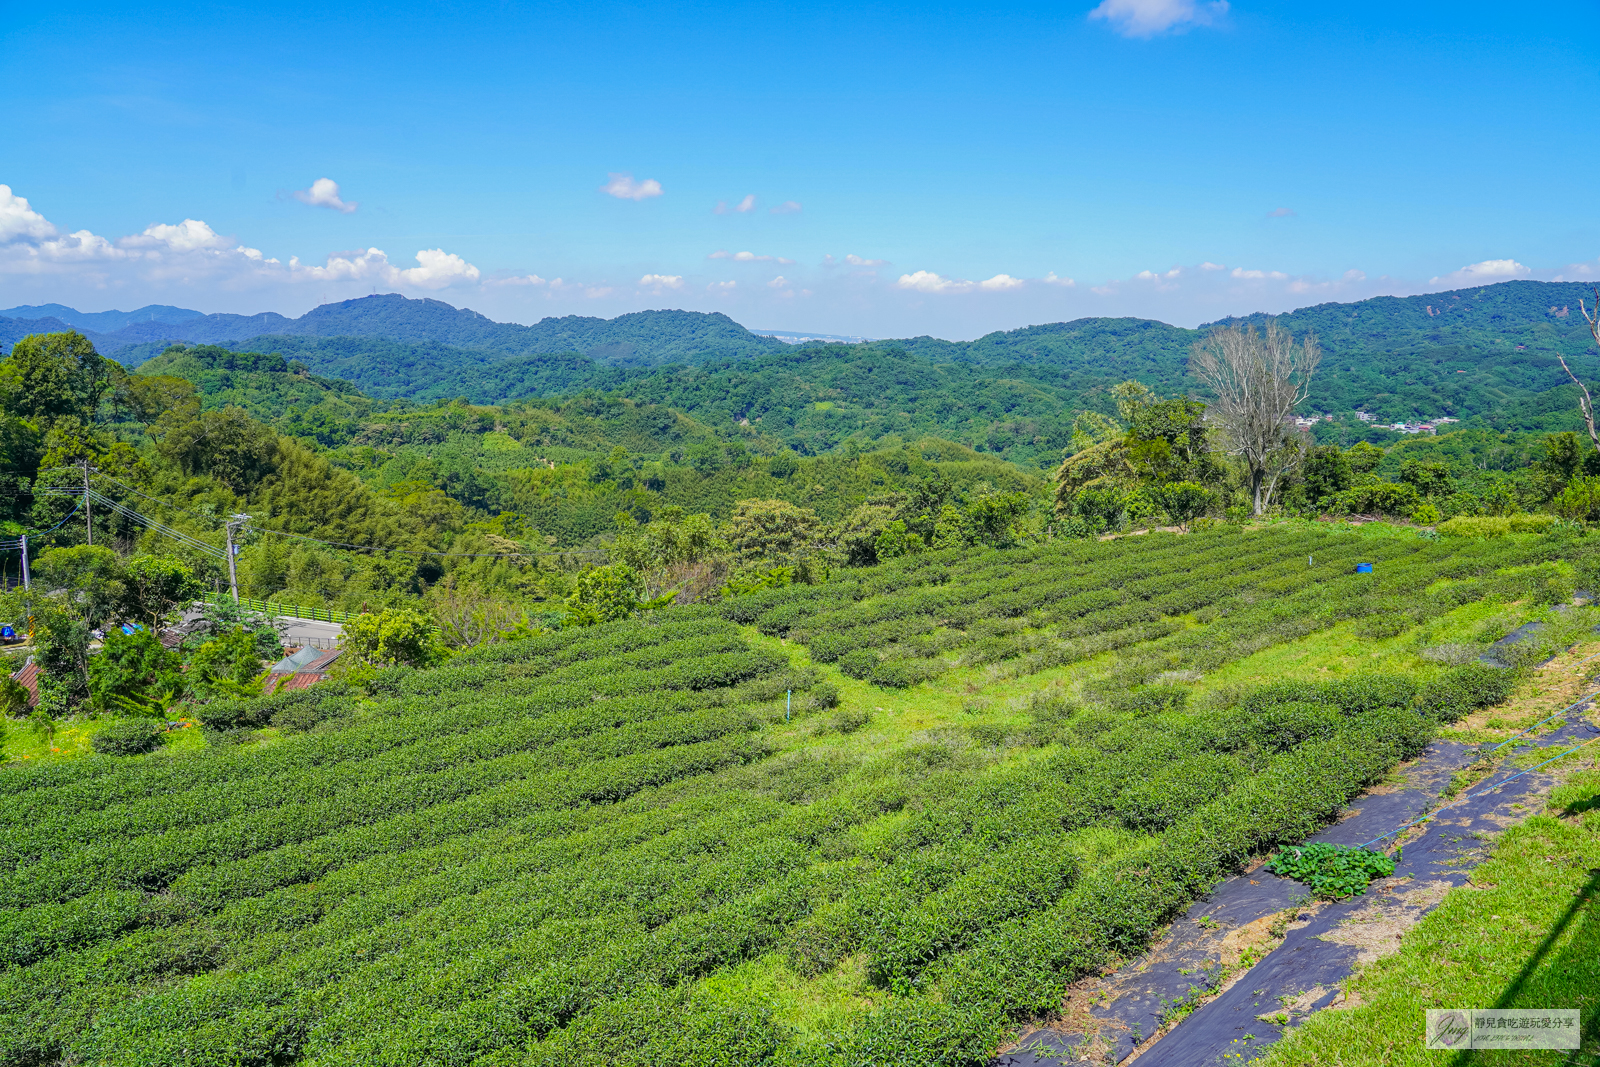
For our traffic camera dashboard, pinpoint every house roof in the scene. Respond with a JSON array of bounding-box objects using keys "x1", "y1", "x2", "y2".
[
  {"x1": 267, "y1": 646, "x2": 343, "y2": 674},
  {"x1": 260, "y1": 647, "x2": 342, "y2": 694},
  {"x1": 264, "y1": 672, "x2": 328, "y2": 692},
  {"x1": 9, "y1": 660, "x2": 39, "y2": 708}
]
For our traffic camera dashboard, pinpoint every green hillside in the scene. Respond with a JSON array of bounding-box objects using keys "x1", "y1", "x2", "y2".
[
  {"x1": 101, "y1": 281, "x2": 1600, "y2": 467},
  {"x1": 3, "y1": 523, "x2": 1586, "y2": 1065}
]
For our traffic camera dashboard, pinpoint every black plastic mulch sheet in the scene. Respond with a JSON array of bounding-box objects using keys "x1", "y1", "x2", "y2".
[{"x1": 998, "y1": 708, "x2": 1600, "y2": 1066}]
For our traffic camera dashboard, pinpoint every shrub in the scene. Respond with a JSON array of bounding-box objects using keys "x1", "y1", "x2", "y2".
[
  {"x1": 91, "y1": 719, "x2": 162, "y2": 756},
  {"x1": 837, "y1": 649, "x2": 878, "y2": 680},
  {"x1": 342, "y1": 609, "x2": 449, "y2": 667},
  {"x1": 1333, "y1": 481, "x2": 1420, "y2": 516},
  {"x1": 826, "y1": 708, "x2": 870, "y2": 734},
  {"x1": 869, "y1": 659, "x2": 935, "y2": 689},
  {"x1": 1551, "y1": 476, "x2": 1600, "y2": 521},
  {"x1": 87, "y1": 630, "x2": 183, "y2": 711},
  {"x1": 1214, "y1": 701, "x2": 1345, "y2": 753},
  {"x1": 1105, "y1": 684, "x2": 1187, "y2": 715},
  {"x1": 1113, "y1": 752, "x2": 1243, "y2": 831},
  {"x1": 195, "y1": 696, "x2": 276, "y2": 731},
  {"x1": 1416, "y1": 662, "x2": 1515, "y2": 722},
  {"x1": 807, "y1": 682, "x2": 841, "y2": 710},
  {"x1": 1025, "y1": 694, "x2": 1077, "y2": 745},
  {"x1": 1355, "y1": 613, "x2": 1411, "y2": 639},
  {"x1": 1438, "y1": 514, "x2": 1558, "y2": 538},
  {"x1": 1419, "y1": 643, "x2": 1479, "y2": 666}
]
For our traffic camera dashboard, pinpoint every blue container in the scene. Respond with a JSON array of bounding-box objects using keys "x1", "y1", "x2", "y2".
[{"x1": 1356, "y1": 562, "x2": 1374, "y2": 574}]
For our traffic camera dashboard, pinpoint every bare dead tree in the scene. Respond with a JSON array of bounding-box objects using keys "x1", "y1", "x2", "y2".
[
  {"x1": 1189, "y1": 320, "x2": 1321, "y2": 515},
  {"x1": 1570, "y1": 288, "x2": 1600, "y2": 454}
]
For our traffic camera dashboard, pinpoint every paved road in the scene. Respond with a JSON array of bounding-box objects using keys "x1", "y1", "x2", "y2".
[
  {"x1": 177, "y1": 604, "x2": 343, "y2": 649},
  {"x1": 277, "y1": 617, "x2": 343, "y2": 648}
]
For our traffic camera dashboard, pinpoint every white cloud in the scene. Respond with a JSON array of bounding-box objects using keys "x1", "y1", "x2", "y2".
[
  {"x1": 486, "y1": 273, "x2": 547, "y2": 287},
  {"x1": 600, "y1": 173, "x2": 663, "y2": 201},
  {"x1": 770, "y1": 201, "x2": 802, "y2": 215},
  {"x1": 707, "y1": 280, "x2": 737, "y2": 292},
  {"x1": 1554, "y1": 258, "x2": 1600, "y2": 280},
  {"x1": 708, "y1": 249, "x2": 795, "y2": 264},
  {"x1": 120, "y1": 219, "x2": 235, "y2": 253},
  {"x1": 0, "y1": 185, "x2": 57, "y2": 242},
  {"x1": 897, "y1": 270, "x2": 961, "y2": 293},
  {"x1": 283, "y1": 246, "x2": 480, "y2": 289},
  {"x1": 768, "y1": 275, "x2": 789, "y2": 288},
  {"x1": 1266, "y1": 207, "x2": 1296, "y2": 218},
  {"x1": 1200, "y1": 261, "x2": 1226, "y2": 271},
  {"x1": 397, "y1": 248, "x2": 481, "y2": 288},
  {"x1": 844, "y1": 254, "x2": 887, "y2": 267},
  {"x1": 714, "y1": 195, "x2": 759, "y2": 215},
  {"x1": 1088, "y1": 0, "x2": 1228, "y2": 37},
  {"x1": 1042, "y1": 272, "x2": 1075, "y2": 286},
  {"x1": 639, "y1": 273, "x2": 684, "y2": 289},
  {"x1": 1230, "y1": 267, "x2": 1289, "y2": 280},
  {"x1": 1428, "y1": 258, "x2": 1530, "y2": 286},
  {"x1": 897, "y1": 270, "x2": 1026, "y2": 294},
  {"x1": 293, "y1": 178, "x2": 358, "y2": 214}
]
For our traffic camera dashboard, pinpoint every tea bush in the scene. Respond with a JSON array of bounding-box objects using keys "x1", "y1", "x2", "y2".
[
  {"x1": 89, "y1": 720, "x2": 162, "y2": 757},
  {"x1": 0, "y1": 524, "x2": 1584, "y2": 1067}
]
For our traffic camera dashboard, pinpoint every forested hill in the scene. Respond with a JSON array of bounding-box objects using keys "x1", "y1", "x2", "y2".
[
  {"x1": 13, "y1": 280, "x2": 1600, "y2": 462},
  {"x1": 890, "y1": 279, "x2": 1600, "y2": 395},
  {"x1": 2, "y1": 296, "x2": 789, "y2": 368}
]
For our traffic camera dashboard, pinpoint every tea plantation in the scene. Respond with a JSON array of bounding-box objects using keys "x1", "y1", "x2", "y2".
[{"x1": 1, "y1": 524, "x2": 1589, "y2": 1066}]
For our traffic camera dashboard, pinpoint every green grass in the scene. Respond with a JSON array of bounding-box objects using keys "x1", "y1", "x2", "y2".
[
  {"x1": 2, "y1": 714, "x2": 203, "y2": 763},
  {"x1": 1193, "y1": 600, "x2": 1528, "y2": 701},
  {"x1": 1264, "y1": 769, "x2": 1600, "y2": 1067},
  {"x1": 731, "y1": 627, "x2": 1162, "y2": 1030}
]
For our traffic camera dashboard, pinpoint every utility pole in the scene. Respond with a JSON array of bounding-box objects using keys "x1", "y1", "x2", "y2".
[
  {"x1": 81, "y1": 459, "x2": 93, "y2": 545},
  {"x1": 18, "y1": 534, "x2": 28, "y2": 590},
  {"x1": 224, "y1": 514, "x2": 250, "y2": 603}
]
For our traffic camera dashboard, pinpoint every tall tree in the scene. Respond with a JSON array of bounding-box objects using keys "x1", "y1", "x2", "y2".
[
  {"x1": 0, "y1": 331, "x2": 113, "y2": 427},
  {"x1": 1189, "y1": 321, "x2": 1321, "y2": 515},
  {"x1": 1571, "y1": 288, "x2": 1600, "y2": 454}
]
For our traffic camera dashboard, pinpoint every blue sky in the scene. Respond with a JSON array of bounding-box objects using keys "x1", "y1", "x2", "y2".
[{"x1": 2, "y1": 0, "x2": 1598, "y2": 338}]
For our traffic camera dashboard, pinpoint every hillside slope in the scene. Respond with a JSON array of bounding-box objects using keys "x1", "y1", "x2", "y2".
[{"x1": 2, "y1": 525, "x2": 1578, "y2": 1067}]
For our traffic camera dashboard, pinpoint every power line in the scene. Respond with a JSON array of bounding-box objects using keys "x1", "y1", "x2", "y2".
[
  {"x1": 87, "y1": 471, "x2": 603, "y2": 560},
  {"x1": 38, "y1": 488, "x2": 225, "y2": 560},
  {"x1": 34, "y1": 468, "x2": 606, "y2": 563},
  {"x1": 246, "y1": 523, "x2": 605, "y2": 559}
]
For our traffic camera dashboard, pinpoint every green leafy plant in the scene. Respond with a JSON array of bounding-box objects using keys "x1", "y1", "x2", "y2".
[
  {"x1": 91, "y1": 718, "x2": 163, "y2": 756},
  {"x1": 1264, "y1": 842, "x2": 1395, "y2": 899}
]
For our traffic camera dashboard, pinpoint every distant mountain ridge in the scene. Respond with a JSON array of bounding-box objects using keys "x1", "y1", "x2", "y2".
[
  {"x1": 0, "y1": 303, "x2": 207, "y2": 333},
  {"x1": 9, "y1": 280, "x2": 1597, "y2": 378},
  {"x1": 6, "y1": 281, "x2": 1600, "y2": 442},
  {"x1": 1, "y1": 294, "x2": 788, "y2": 368}
]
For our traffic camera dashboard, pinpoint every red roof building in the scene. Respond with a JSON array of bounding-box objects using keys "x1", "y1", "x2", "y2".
[
  {"x1": 262, "y1": 646, "x2": 343, "y2": 694},
  {"x1": 9, "y1": 659, "x2": 40, "y2": 708}
]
